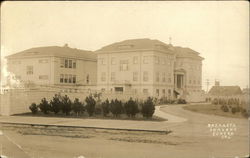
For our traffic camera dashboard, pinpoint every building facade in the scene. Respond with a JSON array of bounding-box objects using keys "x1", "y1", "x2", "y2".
[
  {"x1": 6, "y1": 44, "x2": 97, "y2": 91},
  {"x1": 96, "y1": 39, "x2": 204, "y2": 99}
]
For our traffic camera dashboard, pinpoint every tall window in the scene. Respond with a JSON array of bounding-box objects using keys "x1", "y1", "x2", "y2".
[
  {"x1": 143, "y1": 71, "x2": 148, "y2": 82},
  {"x1": 65, "y1": 59, "x2": 68, "y2": 68},
  {"x1": 162, "y1": 72, "x2": 166, "y2": 82},
  {"x1": 64, "y1": 74, "x2": 68, "y2": 83},
  {"x1": 73, "y1": 60, "x2": 76, "y2": 68},
  {"x1": 120, "y1": 60, "x2": 128, "y2": 71},
  {"x1": 73, "y1": 75, "x2": 76, "y2": 83},
  {"x1": 60, "y1": 74, "x2": 64, "y2": 83},
  {"x1": 101, "y1": 72, "x2": 106, "y2": 82},
  {"x1": 133, "y1": 56, "x2": 138, "y2": 64},
  {"x1": 162, "y1": 58, "x2": 166, "y2": 65},
  {"x1": 68, "y1": 74, "x2": 72, "y2": 83},
  {"x1": 155, "y1": 56, "x2": 160, "y2": 64},
  {"x1": 111, "y1": 72, "x2": 115, "y2": 81},
  {"x1": 162, "y1": 89, "x2": 166, "y2": 96},
  {"x1": 156, "y1": 72, "x2": 160, "y2": 82},
  {"x1": 143, "y1": 89, "x2": 148, "y2": 94},
  {"x1": 69, "y1": 60, "x2": 72, "y2": 68},
  {"x1": 133, "y1": 72, "x2": 138, "y2": 81},
  {"x1": 26, "y1": 66, "x2": 33, "y2": 75}
]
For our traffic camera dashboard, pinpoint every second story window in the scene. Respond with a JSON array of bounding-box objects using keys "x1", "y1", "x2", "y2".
[
  {"x1": 156, "y1": 72, "x2": 160, "y2": 82},
  {"x1": 68, "y1": 74, "x2": 72, "y2": 83},
  {"x1": 65, "y1": 59, "x2": 68, "y2": 68},
  {"x1": 64, "y1": 74, "x2": 68, "y2": 83},
  {"x1": 120, "y1": 60, "x2": 128, "y2": 71},
  {"x1": 60, "y1": 59, "x2": 64, "y2": 68},
  {"x1": 73, "y1": 75, "x2": 76, "y2": 83},
  {"x1": 143, "y1": 56, "x2": 149, "y2": 64},
  {"x1": 162, "y1": 72, "x2": 166, "y2": 82},
  {"x1": 111, "y1": 58, "x2": 116, "y2": 65},
  {"x1": 101, "y1": 72, "x2": 106, "y2": 82},
  {"x1": 155, "y1": 56, "x2": 160, "y2": 64},
  {"x1": 133, "y1": 72, "x2": 138, "y2": 81},
  {"x1": 73, "y1": 60, "x2": 76, "y2": 68},
  {"x1": 143, "y1": 71, "x2": 148, "y2": 82},
  {"x1": 133, "y1": 56, "x2": 138, "y2": 64},
  {"x1": 26, "y1": 66, "x2": 33, "y2": 75},
  {"x1": 60, "y1": 74, "x2": 64, "y2": 83},
  {"x1": 69, "y1": 60, "x2": 72, "y2": 68}
]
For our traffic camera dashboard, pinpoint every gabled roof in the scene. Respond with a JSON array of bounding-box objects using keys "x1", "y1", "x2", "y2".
[
  {"x1": 208, "y1": 86, "x2": 242, "y2": 96},
  {"x1": 96, "y1": 38, "x2": 175, "y2": 53},
  {"x1": 6, "y1": 45, "x2": 97, "y2": 60}
]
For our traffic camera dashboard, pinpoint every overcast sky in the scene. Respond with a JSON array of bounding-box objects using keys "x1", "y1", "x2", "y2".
[{"x1": 1, "y1": 1, "x2": 249, "y2": 90}]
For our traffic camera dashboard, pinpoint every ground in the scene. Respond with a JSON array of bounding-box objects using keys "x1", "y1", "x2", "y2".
[{"x1": 0, "y1": 104, "x2": 249, "y2": 158}]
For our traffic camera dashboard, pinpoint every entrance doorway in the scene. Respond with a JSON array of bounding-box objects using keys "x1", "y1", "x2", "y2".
[{"x1": 115, "y1": 87, "x2": 123, "y2": 92}]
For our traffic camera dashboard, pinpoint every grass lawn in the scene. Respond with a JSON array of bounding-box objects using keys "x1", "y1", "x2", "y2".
[
  {"x1": 183, "y1": 104, "x2": 248, "y2": 119},
  {"x1": 14, "y1": 111, "x2": 166, "y2": 122}
]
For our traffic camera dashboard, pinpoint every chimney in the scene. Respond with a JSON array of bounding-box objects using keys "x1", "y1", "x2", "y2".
[
  {"x1": 215, "y1": 80, "x2": 220, "y2": 86},
  {"x1": 64, "y1": 43, "x2": 68, "y2": 47}
]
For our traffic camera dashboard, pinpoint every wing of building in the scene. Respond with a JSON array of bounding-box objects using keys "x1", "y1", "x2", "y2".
[
  {"x1": 96, "y1": 38, "x2": 204, "y2": 101},
  {"x1": 6, "y1": 44, "x2": 97, "y2": 91}
]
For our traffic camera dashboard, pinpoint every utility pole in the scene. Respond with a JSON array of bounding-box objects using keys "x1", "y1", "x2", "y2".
[{"x1": 206, "y1": 79, "x2": 210, "y2": 93}]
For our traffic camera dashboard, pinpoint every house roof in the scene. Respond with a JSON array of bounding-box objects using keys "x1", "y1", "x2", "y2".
[
  {"x1": 208, "y1": 86, "x2": 243, "y2": 96},
  {"x1": 174, "y1": 46, "x2": 204, "y2": 60},
  {"x1": 96, "y1": 38, "x2": 175, "y2": 53},
  {"x1": 6, "y1": 45, "x2": 97, "y2": 60}
]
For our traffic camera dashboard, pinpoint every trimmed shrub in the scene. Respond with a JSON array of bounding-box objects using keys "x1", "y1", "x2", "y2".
[
  {"x1": 241, "y1": 109, "x2": 249, "y2": 118},
  {"x1": 29, "y1": 103, "x2": 38, "y2": 114},
  {"x1": 61, "y1": 95, "x2": 72, "y2": 115},
  {"x1": 220, "y1": 105, "x2": 229, "y2": 112},
  {"x1": 50, "y1": 94, "x2": 62, "y2": 114},
  {"x1": 39, "y1": 98, "x2": 50, "y2": 114},
  {"x1": 85, "y1": 95, "x2": 96, "y2": 116},
  {"x1": 231, "y1": 107, "x2": 237, "y2": 114},
  {"x1": 110, "y1": 99, "x2": 123, "y2": 117},
  {"x1": 177, "y1": 99, "x2": 187, "y2": 104},
  {"x1": 124, "y1": 98, "x2": 139, "y2": 117},
  {"x1": 101, "y1": 99, "x2": 110, "y2": 117},
  {"x1": 212, "y1": 98, "x2": 219, "y2": 105},
  {"x1": 72, "y1": 98, "x2": 84, "y2": 116},
  {"x1": 141, "y1": 97, "x2": 155, "y2": 118}
]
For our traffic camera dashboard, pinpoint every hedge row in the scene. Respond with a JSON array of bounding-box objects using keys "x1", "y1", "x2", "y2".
[{"x1": 29, "y1": 94, "x2": 155, "y2": 118}]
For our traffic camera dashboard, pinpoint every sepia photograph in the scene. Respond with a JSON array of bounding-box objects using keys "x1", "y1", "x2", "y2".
[{"x1": 0, "y1": 1, "x2": 249, "y2": 158}]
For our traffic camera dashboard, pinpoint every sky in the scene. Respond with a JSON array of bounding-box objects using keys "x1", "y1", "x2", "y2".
[{"x1": 1, "y1": 1, "x2": 249, "y2": 91}]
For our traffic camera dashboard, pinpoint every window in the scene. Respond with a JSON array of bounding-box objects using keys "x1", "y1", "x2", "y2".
[
  {"x1": 73, "y1": 75, "x2": 76, "y2": 83},
  {"x1": 86, "y1": 74, "x2": 89, "y2": 84},
  {"x1": 69, "y1": 74, "x2": 72, "y2": 83},
  {"x1": 73, "y1": 60, "x2": 76, "y2": 68},
  {"x1": 162, "y1": 89, "x2": 166, "y2": 96},
  {"x1": 101, "y1": 72, "x2": 106, "y2": 82},
  {"x1": 111, "y1": 58, "x2": 116, "y2": 65},
  {"x1": 69, "y1": 60, "x2": 72, "y2": 68},
  {"x1": 39, "y1": 59, "x2": 48, "y2": 63},
  {"x1": 65, "y1": 59, "x2": 68, "y2": 68},
  {"x1": 162, "y1": 58, "x2": 166, "y2": 65},
  {"x1": 60, "y1": 74, "x2": 64, "y2": 83},
  {"x1": 60, "y1": 59, "x2": 64, "y2": 68},
  {"x1": 26, "y1": 66, "x2": 33, "y2": 75},
  {"x1": 133, "y1": 72, "x2": 138, "y2": 81},
  {"x1": 168, "y1": 73, "x2": 172, "y2": 83},
  {"x1": 111, "y1": 72, "x2": 115, "y2": 81},
  {"x1": 156, "y1": 89, "x2": 159, "y2": 96},
  {"x1": 120, "y1": 60, "x2": 128, "y2": 71},
  {"x1": 162, "y1": 73, "x2": 166, "y2": 82},
  {"x1": 39, "y1": 75, "x2": 48, "y2": 80},
  {"x1": 155, "y1": 56, "x2": 160, "y2": 64},
  {"x1": 101, "y1": 58, "x2": 106, "y2": 65},
  {"x1": 143, "y1": 89, "x2": 148, "y2": 94},
  {"x1": 156, "y1": 72, "x2": 160, "y2": 82},
  {"x1": 143, "y1": 56, "x2": 149, "y2": 64},
  {"x1": 64, "y1": 74, "x2": 68, "y2": 83},
  {"x1": 133, "y1": 56, "x2": 138, "y2": 64},
  {"x1": 143, "y1": 71, "x2": 148, "y2": 82}
]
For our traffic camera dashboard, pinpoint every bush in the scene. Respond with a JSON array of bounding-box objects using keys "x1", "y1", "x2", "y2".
[
  {"x1": 212, "y1": 98, "x2": 219, "y2": 105},
  {"x1": 39, "y1": 98, "x2": 50, "y2": 114},
  {"x1": 231, "y1": 107, "x2": 237, "y2": 114},
  {"x1": 101, "y1": 99, "x2": 110, "y2": 117},
  {"x1": 141, "y1": 97, "x2": 155, "y2": 118},
  {"x1": 94, "y1": 97, "x2": 102, "y2": 115},
  {"x1": 72, "y1": 98, "x2": 84, "y2": 116},
  {"x1": 61, "y1": 95, "x2": 72, "y2": 115},
  {"x1": 110, "y1": 99, "x2": 123, "y2": 117},
  {"x1": 124, "y1": 98, "x2": 139, "y2": 117},
  {"x1": 220, "y1": 105, "x2": 229, "y2": 112},
  {"x1": 29, "y1": 103, "x2": 38, "y2": 114},
  {"x1": 50, "y1": 94, "x2": 62, "y2": 114},
  {"x1": 85, "y1": 95, "x2": 96, "y2": 116},
  {"x1": 177, "y1": 99, "x2": 187, "y2": 104},
  {"x1": 241, "y1": 109, "x2": 249, "y2": 118}
]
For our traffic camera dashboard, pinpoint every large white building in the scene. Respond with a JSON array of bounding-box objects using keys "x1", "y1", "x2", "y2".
[
  {"x1": 96, "y1": 38, "x2": 204, "y2": 99},
  {"x1": 6, "y1": 44, "x2": 97, "y2": 91}
]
